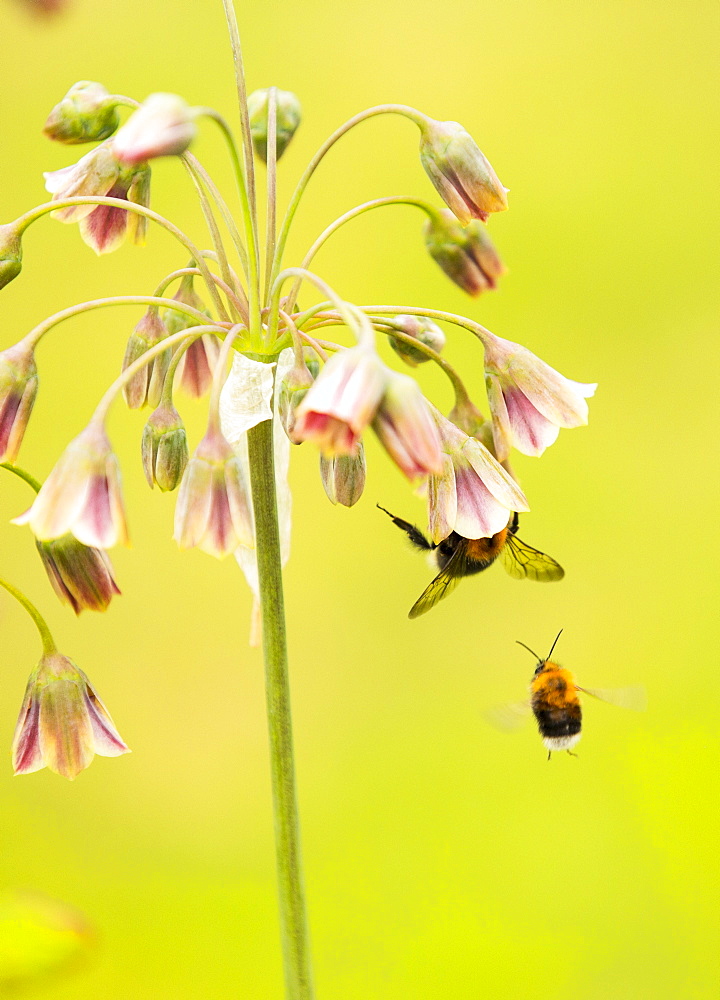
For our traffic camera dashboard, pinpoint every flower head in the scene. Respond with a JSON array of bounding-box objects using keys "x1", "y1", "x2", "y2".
[
  {"x1": 247, "y1": 88, "x2": 302, "y2": 161},
  {"x1": 0, "y1": 341, "x2": 38, "y2": 463},
  {"x1": 389, "y1": 315, "x2": 446, "y2": 367},
  {"x1": 36, "y1": 535, "x2": 120, "y2": 614},
  {"x1": 419, "y1": 119, "x2": 508, "y2": 224},
  {"x1": 142, "y1": 403, "x2": 189, "y2": 492},
  {"x1": 0, "y1": 222, "x2": 24, "y2": 291},
  {"x1": 424, "y1": 209, "x2": 505, "y2": 296},
  {"x1": 427, "y1": 410, "x2": 529, "y2": 542},
  {"x1": 483, "y1": 333, "x2": 597, "y2": 460},
  {"x1": 43, "y1": 81, "x2": 121, "y2": 145},
  {"x1": 13, "y1": 422, "x2": 128, "y2": 548},
  {"x1": 372, "y1": 372, "x2": 444, "y2": 480},
  {"x1": 174, "y1": 425, "x2": 254, "y2": 558},
  {"x1": 122, "y1": 308, "x2": 170, "y2": 409},
  {"x1": 113, "y1": 93, "x2": 197, "y2": 165},
  {"x1": 292, "y1": 345, "x2": 387, "y2": 456},
  {"x1": 45, "y1": 143, "x2": 151, "y2": 254},
  {"x1": 13, "y1": 652, "x2": 129, "y2": 780}
]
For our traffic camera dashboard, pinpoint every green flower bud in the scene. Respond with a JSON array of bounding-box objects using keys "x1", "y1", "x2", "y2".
[
  {"x1": 424, "y1": 209, "x2": 505, "y2": 296},
  {"x1": 0, "y1": 223, "x2": 23, "y2": 291},
  {"x1": 43, "y1": 81, "x2": 121, "y2": 145},
  {"x1": 389, "y1": 315, "x2": 446, "y2": 367},
  {"x1": 121, "y1": 309, "x2": 170, "y2": 410},
  {"x1": 141, "y1": 403, "x2": 189, "y2": 492},
  {"x1": 247, "y1": 88, "x2": 302, "y2": 162},
  {"x1": 320, "y1": 445, "x2": 366, "y2": 507}
]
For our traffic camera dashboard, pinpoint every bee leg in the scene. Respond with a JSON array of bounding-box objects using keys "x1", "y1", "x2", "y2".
[
  {"x1": 376, "y1": 505, "x2": 435, "y2": 551},
  {"x1": 547, "y1": 750, "x2": 552, "y2": 761},
  {"x1": 566, "y1": 750, "x2": 578, "y2": 758}
]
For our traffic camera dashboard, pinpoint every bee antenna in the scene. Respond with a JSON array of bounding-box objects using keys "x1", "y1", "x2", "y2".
[
  {"x1": 516, "y1": 640, "x2": 541, "y2": 662},
  {"x1": 546, "y1": 629, "x2": 564, "y2": 660}
]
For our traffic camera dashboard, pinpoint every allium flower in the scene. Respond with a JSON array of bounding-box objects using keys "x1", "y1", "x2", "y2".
[
  {"x1": 247, "y1": 88, "x2": 302, "y2": 161},
  {"x1": 389, "y1": 315, "x2": 446, "y2": 367},
  {"x1": 13, "y1": 422, "x2": 128, "y2": 548},
  {"x1": 43, "y1": 80, "x2": 121, "y2": 145},
  {"x1": 427, "y1": 410, "x2": 529, "y2": 542},
  {"x1": 142, "y1": 403, "x2": 189, "y2": 492},
  {"x1": 372, "y1": 372, "x2": 444, "y2": 480},
  {"x1": 113, "y1": 93, "x2": 197, "y2": 165},
  {"x1": 44, "y1": 143, "x2": 151, "y2": 254},
  {"x1": 174, "y1": 425, "x2": 254, "y2": 558},
  {"x1": 122, "y1": 308, "x2": 170, "y2": 409},
  {"x1": 424, "y1": 209, "x2": 505, "y2": 296},
  {"x1": 0, "y1": 341, "x2": 38, "y2": 463},
  {"x1": 13, "y1": 652, "x2": 129, "y2": 780},
  {"x1": 163, "y1": 278, "x2": 218, "y2": 398},
  {"x1": 0, "y1": 222, "x2": 24, "y2": 291},
  {"x1": 36, "y1": 534, "x2": 120, "y2": 614},
  {"x1": 419, "y1": 119, "x2": 508, "y2": 224},
  {"x1": 320, "y1": 446, "x2": 366, "y2": 507},
  {"x1": 292, "y1": 345, "x2": 387, "y2": 455},
  {"x1": 483, "y1": 333, "x2": 597, "y2": 460}
]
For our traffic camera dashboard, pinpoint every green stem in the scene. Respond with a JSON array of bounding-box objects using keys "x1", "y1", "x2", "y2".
[
  {"x1": 0, "y1": 462, "x2": 42, "y2": 493},
  {"x1": 0, "y1": 577, "x2": 56, "y2": 654},
  {"x1": 264, "y1": 87, "x2": 278, "y2": 305},
  {"x1": 183, "y1": 151, "x2": 250, "y2": 279},
  {"x1": 247, "y1": 417, "x2": 315, "y2": 1000},
  {"x1": 270, "y1": 103, "x2": 430, "y2": 292}
]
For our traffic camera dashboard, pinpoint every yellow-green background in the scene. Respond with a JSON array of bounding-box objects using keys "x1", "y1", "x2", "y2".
[{"x1": 1, "y1": 0, "x2": 718, "y2": 996}]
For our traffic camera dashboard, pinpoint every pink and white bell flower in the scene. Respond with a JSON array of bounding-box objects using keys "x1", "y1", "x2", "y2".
[
  {"x1": 483, "y1": 332, "x2": 597, "y2": 460},
  {"x1": 44, "y1": 143, "x2": 151, "y2": 254},
  {"x1": 113, "y1": 93, "x2": 197, "y2": 166},
  {"x1": 372, "y1": 371, "x2": 444, "y2": 480},
  {"x1": 427, "y1": 409, "x2": 529, "y2": 543}
]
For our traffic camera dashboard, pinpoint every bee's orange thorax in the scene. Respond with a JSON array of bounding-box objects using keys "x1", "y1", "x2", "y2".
[
  {"x1": 466, "y1": 528, "x2": 507, "y2": 563},
  {"x1": 531, "y1": 663, "x2": 579, "y2": 709}
]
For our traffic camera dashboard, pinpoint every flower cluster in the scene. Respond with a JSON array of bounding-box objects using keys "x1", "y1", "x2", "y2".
[{"x1": 0, "y1": 57, "x2": 595, "y2": 778}]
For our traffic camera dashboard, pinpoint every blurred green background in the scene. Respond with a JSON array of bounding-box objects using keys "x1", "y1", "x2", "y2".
[{"x1": 1, "y1": 0, "x2": 718, "y2": 996}]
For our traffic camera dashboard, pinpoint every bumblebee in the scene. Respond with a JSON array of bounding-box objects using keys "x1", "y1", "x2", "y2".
[
  {"x1": 378, "y1": 506, "x2": 564, "y2": 618},
  {"x1": 511, "y1": 631, "x2": 647, "y2": 758}
]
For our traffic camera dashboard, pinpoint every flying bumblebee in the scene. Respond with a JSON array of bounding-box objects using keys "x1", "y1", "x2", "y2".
[
  {"x1": 489, "y1": 631, "x2": 646, "y2": 758},
  {"x1": 378, "y1": 506, "x2": 564, "y2": 618}
]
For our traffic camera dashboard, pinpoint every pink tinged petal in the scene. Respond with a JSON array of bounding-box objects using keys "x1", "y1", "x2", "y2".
[
  {"x1": 178, "y1": 336, "x2": 219, "y2": 398},
  {"x1": 38, "y1": 681, "x2": 95, "y2": 780},
  {"x1": 503, "y1": 388, "x2": 560, "y2": 457},
  {"x1": 453, "y1": 464, "x2": 513, "y2": 539},
  {"x1": 224, "y1": 459, "x2": 254, "y2": 550},
  {"x1": 461, "y1": 438, "x2": 530, "y2": 512},
  {"x1": 83, "y1": 687, "x2": 130, "y2": 757},
  {"x1": 485, "y1": 374, "x2": 512, "y2": 462},
  {"x1": 14, "y1": 448, "x2": 95, "y2": 541},
  {"x1": 174, "y1": 457, "x2": 214, "y2": 549},
  {"x1": 427, "y1": 454, "x2": 457, "y2": 543},
  {"x1": 12, "y1": 691, "x2": 44, "y2": 775},
  {"x1": 292, "y1": 411, "x2": 359, "y2": 455},
  {"x1": 372, "y1": 377, "x2": 444, "y2": 480},
  {"x1": 78, "y1": 191, "x2": 129, "y2": 255}
]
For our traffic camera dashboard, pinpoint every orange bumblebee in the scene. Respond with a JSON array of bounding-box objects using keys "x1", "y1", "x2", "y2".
[{"x1": 378, "y1": 506, "x2": 563, "y2": 618}]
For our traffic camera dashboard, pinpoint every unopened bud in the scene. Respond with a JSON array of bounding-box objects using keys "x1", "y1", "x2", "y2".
[
  {"x1": 43, "y1": 81, "x2": 121, "y2": 145},
  {"x1": 389, "y1": 315, "x2": 446, "y2": 367},
  {"x1": 36, "y1": 534, "x2": 120, "y2": 614},
  {"x1": 0, "y1": 341, "x2": 38, "y2": 463},
  {"x1": 113, "y1": 93, "x2": 197, "y2": 165},
  {"x1": 122, "y1": 309, "x2": 170, "y2": 409},
  {"x1": 163, "y1": 277, "x2": 217, "y2": 398},
  {"x1": 320, "y1": 445, "x2": 366, "y2": 507},
  {"x1": 0, "y1": 223, "x2": 23, "y2": 291},
  {"x1": 247, "y1": 88, "x2": 302, "y2": 162},
  {"x1": 424, "y1": 209, "x2": 505, "y2": 296},
  {"x1": 419, "y1": 119, "x2": 508, "y2": 224},
  {"x1": 141, "y1": 403, "x2": 189, "y2": 492},
  {"x1": 278, "y1": 356, "x2": 318, "y2": 439}
]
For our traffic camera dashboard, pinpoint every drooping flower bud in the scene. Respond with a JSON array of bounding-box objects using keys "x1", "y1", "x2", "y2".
[
  {"x1": 424, "y1": 209, "x2": 505, "y2": 296},
  {"x1": 163, "y1": 277, "x2": 218, "y2": 398},
  {"x1": 13, "y1": 652, "x2": 129, "y2": 780},
  {"x1": 36, "y1": 534, "x2": 120, "y2": 614},
  {"x1": 388, "y1": 315, "x2": 446, "y2": 367},
  {"x1": 320, "y1": 445, "x2": 366, "y2": 507},
  {"x1": 141, "y1": 403, "x2": 189, "y2": 492},
  {"x1": 277, "y1": 355, "x2": 317, "y2": 439},
  {"x1": 293, "y1": 346, "x2": 388, "y2": 456},
  {"x1": 372, "y1": 372, "x2": 444, "y2": 481},
  {"x1": 0, "y1": 341, "x2": 38, "y2": 463},
  {"x1": 173, "y1": 424, "x2": 254, "y2": 558},
  {"x1": 482, "y1": 332, "x2": 597, "y2": 460},
  {"x1": 121, "y1": 309, "x2": 170, "y2": 409},
  {"x1": 13, "y1": 422, "x2": 128, "y2": 548},
  {"x1": 247, "y1": 88, "x2": 302, "y2": 162},
  {"x1": 43, "y1": 81, "x2": 121, "y2": 145},
  {"x1": 0, "y1": 222, "x2": 24, "y2": 291},
  {"x1": 113, "y1": 93, "x2": 197, "y2": 165},
  {"x1": 419, "y1": 119, "x2": 508, "y2": 224}
]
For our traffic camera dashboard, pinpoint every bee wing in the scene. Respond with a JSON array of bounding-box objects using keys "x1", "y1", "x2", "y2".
[
  {"x1": 576, "y1": 685, "x2": 647, "y2": 711},
  {"x1": 500, "y1": 533, "x2": 565, "y2": 582},
  {"x1": 408, "y1": 544, "x2": 467, "y2": 619},
  {"x1": 483, "y1": 700, "x2": 532, "y2": 733}
]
